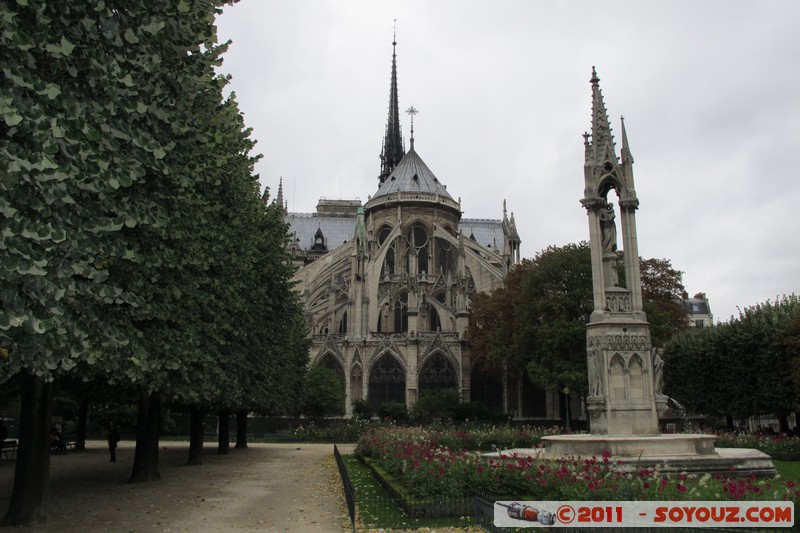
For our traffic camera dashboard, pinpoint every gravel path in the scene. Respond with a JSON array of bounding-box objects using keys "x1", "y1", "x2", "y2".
[{"x1": 0, "y1": 441, "x2": 351, "y2": 532}]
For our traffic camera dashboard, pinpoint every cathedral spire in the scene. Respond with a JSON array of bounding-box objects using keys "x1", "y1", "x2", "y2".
[
  {"x1": 378, "y1": 28, "x2": 405, "y2": 185},
  {"x1": 275, "y1": 176, "x2": 286, "y2": 212}
]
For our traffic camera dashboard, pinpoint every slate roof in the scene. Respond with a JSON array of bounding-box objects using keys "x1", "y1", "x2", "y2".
[
  {"x1": 461, "y1": 218, "x2": 505, "y2": 250},
  {"x1": 286, "y1": 213, "x2": 357, "y2": 251},
  {"x1": 285, "y1": 212, "x2": 504, "y2": 253},
  {"x1": 371, "y1": 148, "x2": 454, "y2": 201}
]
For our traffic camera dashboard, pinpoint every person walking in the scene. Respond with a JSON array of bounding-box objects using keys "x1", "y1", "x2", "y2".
[{"x1": 108, "y1": 422, "x2": 120, "y2": 462}]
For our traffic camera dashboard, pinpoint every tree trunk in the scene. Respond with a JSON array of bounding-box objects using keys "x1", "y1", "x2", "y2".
[
  {"x1": 725, "y1": 415, "x2": 734, "y2": 432},
  {"x1": 187, "y1": 405, "x2": 204, "y2": 465},
  {"x1": 2, "y1": 373, "x2": 53, "y2": 527},
  {"x1": 217, "y1": 411, "x2": 230, "y2": 455},
  {"x1": 778, "y1": 414, "x2": 789, "y2": 434},
  {"x1": 75, "y1": 399, "x2": 89, "y2": 451},
  {"x1": 129, "y1": 390, "x2": 161, "y2": 483},
  {"x1": 234, "y1": 409, "x2": 248, "y2": 449}
]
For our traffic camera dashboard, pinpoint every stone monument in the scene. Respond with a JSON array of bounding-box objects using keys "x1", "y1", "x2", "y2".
[{"x1": 539, "y1": 68, "x2": 774, "y2": 477}]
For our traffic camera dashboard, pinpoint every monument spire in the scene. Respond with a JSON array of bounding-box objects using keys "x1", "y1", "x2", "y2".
[
  {"x1": 589, "y1": 66, "x2": 617, "y2": 166},
  {"x1": 378, "y1": 25, "x2": 405, "y2": 185},
  {"x1": 620, "y1": 115, "x2": 634, "y2": 165}
]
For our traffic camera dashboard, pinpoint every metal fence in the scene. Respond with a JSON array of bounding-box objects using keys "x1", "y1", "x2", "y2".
[
  {"x1": 334, "y1": 443, "x2": 476, "y2": 530},
  {"x1": 333, "y1": 444, "x2": 356, "y2": 530},
  {"x1": 334, "y1": 457, "x2": 770, "y2": 532}
]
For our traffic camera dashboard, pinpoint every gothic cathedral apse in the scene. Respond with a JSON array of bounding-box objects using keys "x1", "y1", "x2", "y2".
[{"x1": 273, "y1": 37, "x2": 559, "y2": 418}]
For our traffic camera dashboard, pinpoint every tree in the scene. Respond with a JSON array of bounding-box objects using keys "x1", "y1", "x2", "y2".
[
  {"x1": 1, "y1": 0, "x2": 311, "y2": 522},
  {"x1": 0, "y1": 1, "x2": 177, "y2": 523},
  {"x1": 302, "y1": 366, "x2": 344, "y2": 418},
  {"x1": 517, "y1": 243, "x2": 594, "y2": 395},
  {"x1": 467, "y1": 242, "x2": 689, "y2": 404},
  {"x1": 639, "y1": 258, "x2": 690, "y2": 346},
  {"x1": 664, "y1": 295, "x2": 800, "y2": 428}
]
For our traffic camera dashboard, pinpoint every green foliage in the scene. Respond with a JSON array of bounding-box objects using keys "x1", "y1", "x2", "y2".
[
  {"x1": 302, "y1": 366, "x2": 345, "y2": 418},
  {"x1": 0, "y1": 0, "x2": 160, "y2": 382},
  {"x1": 352, "y1": 399, "x2": 373, "y2": 420},
  {"x1": 665, "y1": 295, "x2": 800, "y2": 419},
  {"x1": 468, "y1": 242, "x2": 689, "y2": 397},
  {"x1": 412, "y1": 388, "x2": 461, "y2": 421},
  {"x1": 378, "y1": 402, "x2": 409, "y2": 422},
  {"x1": 1, "y1": 0, "x2": 309, "y2": 440},
  {"x1": 640, "y1": 258, "x2": 690, "y2": 346}
]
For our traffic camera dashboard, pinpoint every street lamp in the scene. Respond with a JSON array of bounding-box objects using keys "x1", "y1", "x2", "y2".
[{"x1": 563, "y1": 387, "x2": 571, "y2": 432}]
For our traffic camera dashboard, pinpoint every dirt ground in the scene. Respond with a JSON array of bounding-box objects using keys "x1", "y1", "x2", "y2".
[{"x1": 0, "y1": 441, "x2": 352, "y2": 532}]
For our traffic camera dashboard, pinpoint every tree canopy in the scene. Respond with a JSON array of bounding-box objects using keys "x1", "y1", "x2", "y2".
[
  {"x1": 467, "y1": 242, "x2": 689, "y2": 396},
  {"x1": 1, "y1": 0, "x2": 308, "y2": 524},
  {"x1": 664, "y1": 294, "x2": 800, "y2": 429}
]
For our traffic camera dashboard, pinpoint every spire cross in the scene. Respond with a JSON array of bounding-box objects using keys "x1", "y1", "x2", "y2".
[{"x1": 406, "y1": 105, "x2": 418, "y2": 149}]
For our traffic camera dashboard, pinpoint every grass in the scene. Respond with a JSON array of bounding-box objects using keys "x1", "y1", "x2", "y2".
[
  {"x1": 342, "y1": 454, "x2": 475, "y2": 529},
  {"x1": 775, "y1": 461, "x2": 800, "y2": 481}
]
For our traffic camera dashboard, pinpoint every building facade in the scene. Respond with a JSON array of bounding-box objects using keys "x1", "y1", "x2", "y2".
[
  {"x1": 682, "y1": 292, "x2": 714, "y2": 328},
  {"x1": 275, "y1": 39, "x2": 563, "y2": 418}
]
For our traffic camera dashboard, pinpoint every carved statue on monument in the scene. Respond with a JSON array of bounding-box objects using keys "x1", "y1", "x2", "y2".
[
  {"x1": 652, "y1": 347, "x2": 666, "y2": 399},
  {"x1": 587, "y1": 348, "x2": 605, "y2": 397},
  {"x1": 599, "y1": 201, "x2": 617, "y2": 252}
]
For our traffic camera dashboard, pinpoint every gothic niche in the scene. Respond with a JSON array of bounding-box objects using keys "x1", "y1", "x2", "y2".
[
  {"x1": 368, "y1": 353, "x2": 406, "y2": 410},
  {"x1": 418, "y1": 353, "x2": 457, "y2": 393},
  {"x1": 350, "y1": 364, "x2": 363, "y2": 402}
]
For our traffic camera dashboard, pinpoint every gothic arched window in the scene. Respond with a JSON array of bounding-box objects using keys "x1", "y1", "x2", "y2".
[
  {"x1": 368, "y1": 353, "x2": 406, "y2": 410},
  {"x1": 418, "y1": 353, "x2": 457, "y2": 393}
]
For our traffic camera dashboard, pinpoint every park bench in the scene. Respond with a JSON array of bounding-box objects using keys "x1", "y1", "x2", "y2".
[
  {"x1": 50, "y1": 439, "x2": 74, "y2": 454},
  {"x1": 1, "y1": 440, "x2": 17, "y2": 460}
]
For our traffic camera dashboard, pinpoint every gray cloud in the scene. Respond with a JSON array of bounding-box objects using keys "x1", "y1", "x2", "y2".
[{"x1": 216, "y1": 0, "x2": 800, "y2": 322}]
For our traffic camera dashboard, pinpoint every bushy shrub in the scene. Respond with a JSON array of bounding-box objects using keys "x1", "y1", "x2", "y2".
[
  {"x1": 378, "y1": 401, "x2": 409, "y2": 422},
  {"x1": 351, "y1": 399, "x2": 373, "y2": 420},
  {"x1": 412, "y1": 389, "x2": 461, "y2": 421}
]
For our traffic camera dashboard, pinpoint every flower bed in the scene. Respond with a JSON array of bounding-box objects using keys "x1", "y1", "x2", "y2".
[
  {"x1": 356, "y1": 426, "x2": 800, "y2": 503},
  {"x1": 715, "y1": 432, "x2": 800, "y2": 456}
]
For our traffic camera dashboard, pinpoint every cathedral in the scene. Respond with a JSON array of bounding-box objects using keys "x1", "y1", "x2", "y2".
[{"x1": 275, "y1": 38, "x2": 561, "y2": 419}]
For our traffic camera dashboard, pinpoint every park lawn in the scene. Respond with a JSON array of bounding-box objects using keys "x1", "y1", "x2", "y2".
[{"x1": 775, "y1": 461, "x2": 800, "y2": 481}]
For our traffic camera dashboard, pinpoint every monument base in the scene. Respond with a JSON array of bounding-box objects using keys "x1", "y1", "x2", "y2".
[{"x1": 537, "y1": 434, "x2": 776, "y2": 477}]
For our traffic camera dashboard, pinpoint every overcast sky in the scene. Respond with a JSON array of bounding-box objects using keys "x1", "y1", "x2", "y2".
[{"x1": 215, "y1": 0, "x2": 799, "y2": 323}]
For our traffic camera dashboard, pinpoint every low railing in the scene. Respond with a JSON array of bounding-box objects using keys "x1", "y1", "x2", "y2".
[
  {"x1": 334, "y1": 445, "x2": 475, "y2": 530},
  {"x1": 333, "y1": 444, "x2": 356, "y2": 530}
]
